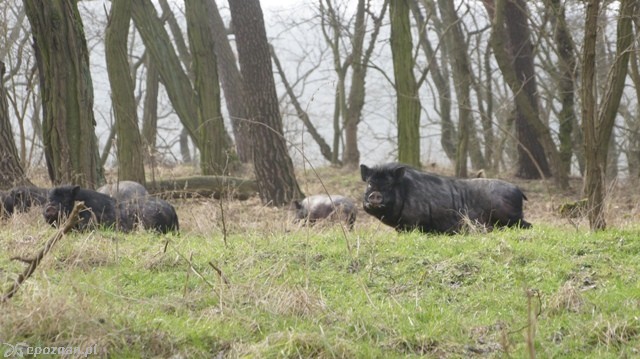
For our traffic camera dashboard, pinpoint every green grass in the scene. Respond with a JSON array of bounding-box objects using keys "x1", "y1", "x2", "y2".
[{"x1": 2, "y1": 213, "x2": 639, "y2": 358}]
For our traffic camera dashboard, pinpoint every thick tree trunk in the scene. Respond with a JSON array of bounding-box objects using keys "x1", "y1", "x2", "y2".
[
  {"x1": 229, "y1": 0, "x2": 303, "y2": 206},
  {"x1": 391, "y1": 0, "x2": 421, "y2": 168},
  {"x1": 105, "y1": 0, "x2": 146, "y2": 184},
  {"x1": 185, "y1": 0, "x2": 228, "y2": 175},
  {"x1": 24, "y1": 0, "x2": 102, "y2": 188},
  {"x1": 0, "y1": 61, "x2": 32, "y2": 189}
]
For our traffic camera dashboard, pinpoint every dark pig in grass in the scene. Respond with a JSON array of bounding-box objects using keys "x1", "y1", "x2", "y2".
[
  {"x1": 0, "y1": 190, "x2": 10, "y2": 217},
  {"x1": 43, "y1": 185, "x2": 134, "y2": 232},
  {"x1": 137, "y1": 197, "x2": 179, "y2": 234},
  {"x1": 360, "y1": 163, "x2": 531, "y2": 233},
  {"x1": 7, "y1": 186, "x2": 48, "y2": 214},
  {"x1": 294, "y1": 194, "x2": 357, "y2": 230}
]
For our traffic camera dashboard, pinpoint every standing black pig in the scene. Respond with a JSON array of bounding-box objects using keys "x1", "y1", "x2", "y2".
[
  {"x1": 294, "y1": 194, "x2": 357, "y2": 229},
  {"x1": 43, "y1": 185, "x2": 134, "y2": 231},
  {"x1": 137, "y1": 197, "x2": 180, "y2": 234},
  {"x1": 361, "y1": 163, "x2": 531, "y2": 233}
]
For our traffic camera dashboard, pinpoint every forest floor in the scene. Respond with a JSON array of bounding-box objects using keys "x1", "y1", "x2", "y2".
[{"x1": 0, "y1": 165, "x2": 639, "y2": 358}]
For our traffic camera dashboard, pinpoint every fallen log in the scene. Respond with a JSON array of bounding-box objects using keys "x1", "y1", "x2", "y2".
[{"x1": 147, "y1": 176, "x2": 258, "y2": 200}]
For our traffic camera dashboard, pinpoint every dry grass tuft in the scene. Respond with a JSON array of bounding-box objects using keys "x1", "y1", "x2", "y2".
[
  {"x1": 547, "y1": 281, "x2": 586, "y2": 315},
  {"x1": 236, "y1": 330, "x2": 355, "y2": 358},
  {"x1": 589, "y1": 317, "x2": 640, "y2": 348},
  {"x1": 0, "y1": 290, "x2": 116, "y2": 357}
]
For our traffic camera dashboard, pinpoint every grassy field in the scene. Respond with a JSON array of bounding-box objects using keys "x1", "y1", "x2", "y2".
[{"x1": 1, "y1": 167, "x2": 639, "y2": 358}]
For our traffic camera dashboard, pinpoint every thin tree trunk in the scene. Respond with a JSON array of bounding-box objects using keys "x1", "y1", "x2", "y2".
[
  {"x1": 0, "y1": 61, "x2": 32, "y2": 189},
  {"x1": 142, "y1": 54, "x2": 159, "y2": 165},
  {"x1": 209, "y1": 0, "x2": 251, "y2": 163},
  {"x1": 271, "y1": 45, "x2": 336, "y2": 164},
  {"x1": 582, "y1": 0, "x2": 636, "y2": 230},
  {"x1": 185, "y1": 0, "x2": 228, "y2": 175},
  {"x1": 105, "y1": 0, "x2": 146, "y2": 184},
  {"x1": 549, "y1": 0, "x2": 576, "y2": 189},
  {"x1": 343, "y1": 0, "x2": 388, "y2": 168},
  {"x1": 131, "y1": 0, "x2": 200, "y2": 156},
  {"x1": 437, "y1": 0, "x2": 473, "y2": 176}
]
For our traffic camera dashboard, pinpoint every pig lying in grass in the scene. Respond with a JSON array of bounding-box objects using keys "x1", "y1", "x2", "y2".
[
  {"x1": 294, "y1": 194, "x2": 357, "y2": 230},
  {"x1": 361, "y1": 163, "x2": 531, "y2": 233}
]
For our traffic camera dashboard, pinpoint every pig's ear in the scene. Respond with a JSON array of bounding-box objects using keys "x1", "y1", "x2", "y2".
[
  {"x1": 71, "y1": 186, "x2": 81, "y2": 197},
  {"x1": 392, "y1": 166, "x2": 406, "y2": 181},
  {"x1": 294, "y1": 200, "x2": 302, "y2": 210},
  {"x1": 360, "y1": 164, "x2": 371, "y2": 181}
]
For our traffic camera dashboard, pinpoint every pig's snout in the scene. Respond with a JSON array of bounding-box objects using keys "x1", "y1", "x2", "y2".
[{"x1": 367, "y1": 191, "x2": 384, "y2": 207}]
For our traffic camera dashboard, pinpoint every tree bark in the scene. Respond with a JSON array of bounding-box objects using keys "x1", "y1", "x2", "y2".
[
  {"x1": 391, "y1": 0, "x2": 422, "y2": 168},
  {"x1": 342, "y1": 0, "x2": 388, "y2": 168},
  {"x1": 209, "y1": 0, "x2": 252, "y2": 163},
  {"x1": 130, "y1": 0, "x2": 200, "y2": 160},
  {"x1": 582, "y1": 0, "x2": 636, "y2": 230},
  {"x1": 483, "y1": 0, "x2": 555, "y2": 180},
  {"x1": 437, "y1": 0, "x2": 473, "y2": 176},
  {"x1": 147, "y1": 175, "x2": 257, "y2": 200},
  {"x1": 548, "y1": 0, "x2": 576, "y2": 189},
  {"x1": 229, "y1": 0, "x2": 303, "y2": 206},
  {"x1": 24, "y1": 0, "x2": 103, "y2": 188},
  {"x1": 141, "y1": 54, "x2": 159, "y2": 165},
  {"x1": 185, "y1": 0, "x2": 228, "y2": 175},
  {"x1": 0, "y1": 61, "x2": 32, "y2": 189},
  {"x1": 105, "y1": 0, "x2": 146, "y2": 184},
  {"x1": 270, "y1": 45, "x2": 336, "y2": 164}
]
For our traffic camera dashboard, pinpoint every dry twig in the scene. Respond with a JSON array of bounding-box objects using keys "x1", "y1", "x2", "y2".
[{"x1": 2, "y1": 202, "x2": 86, "y2": 302}]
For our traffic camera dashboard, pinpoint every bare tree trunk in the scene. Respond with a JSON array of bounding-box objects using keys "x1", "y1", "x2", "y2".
[
  {"x1": 131, "y1": 0, "x2": 200, "y2": 156},
  {"x1": 270, "y1": 45, "x2": 336, "y2": 164},
  {"x1": 437, "y1": 0, "x2": 474, "y2": 176},
  {"x1": 24, "y1": 0, "x2": 103, "y2": 188},
  {"x1": 548, "y1": 0, "x2": 576, "y2": 189},
  {"x1": 391, "y1": 0, "x2": 421, "y2": 168},
  {"x1": 229, "y1": 0, "x2": 303, "y2": 206},
  {"x1": 483, "y1": 0, "x2": 555, "y2": 180},
  {"x1": 142, "y1": 54, "x2": 159, "y2": 165},
  {"x1": 157, "y1": 0, "x2": 192, "y2": 74},
  {"x1": 581, "y1": 0, "x2": 636, "y2": 230},
  {"x1": 180, "y1": 127, "x2": 192, "y2": 164},
  {"x1": 185, "y1": 0, "x2": 228, "y2": 175},
  {"x1": 105, "y1": 0, "x2": 146, "y2": 184},
  {"x1": 209, "y1": 0, "x2": 252, "y2": 163},
  {"x1": 343, "y1": 0, "x2": 388, "y2": 168},
  {"x1": 320, "y1": 0, "x2": 349, "y2": 165},
  {"x1": 412, "y1": 1, "x2": 457, "y2": 162},
  {"x1": 0, "y1": 61, "x2": 32, "y2": 189}
]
